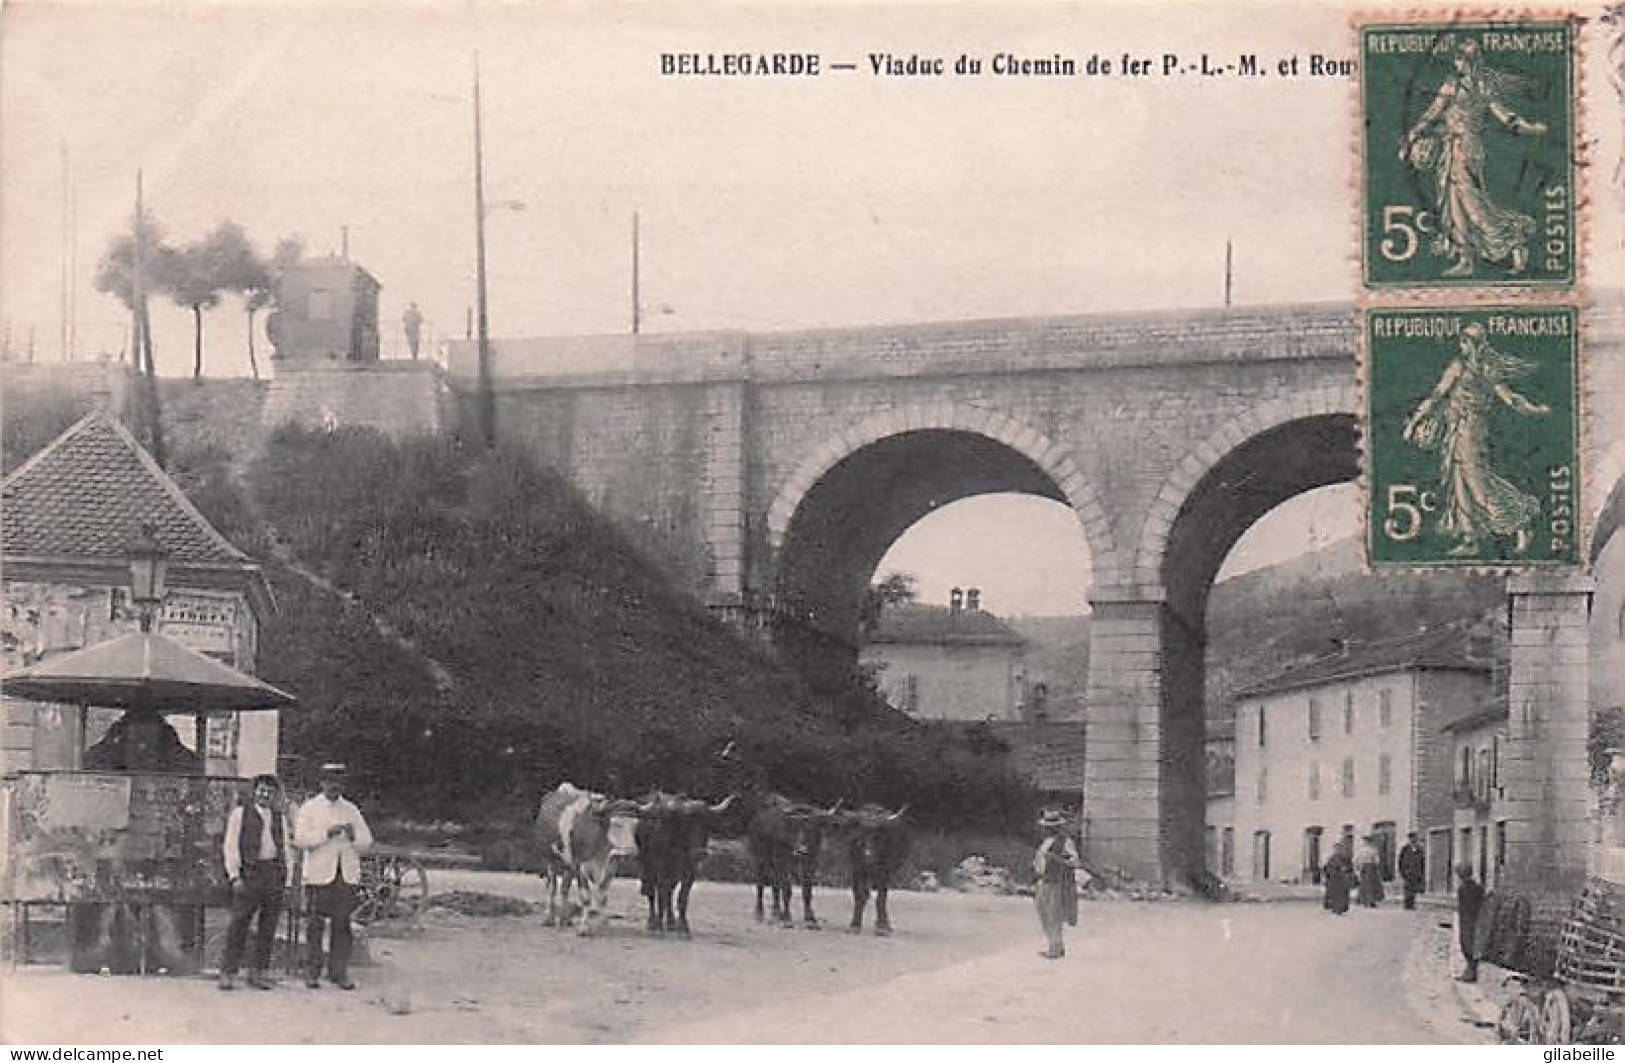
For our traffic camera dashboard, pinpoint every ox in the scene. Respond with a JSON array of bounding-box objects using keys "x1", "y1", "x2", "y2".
[
  {"x1": 534, "y1": 782, "x2": 635, "y2": 935},
  {"x1": 632, "y1": 792, "x2": 735, "y2": 937},
  {"x1": 747, "y1": 794, "x2": 837, "y2": 927},
  {"x1": 839, "y1": 805, "x2": 910, "y2": 935}
]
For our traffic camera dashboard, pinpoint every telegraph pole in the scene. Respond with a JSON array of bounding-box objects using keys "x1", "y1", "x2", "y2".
[
  {"x1": 473, "y1": 53, "x2": 496, "y2": 449},
  {"x1": 631, "y1": 211, "x2": 640, "y2": 335}
]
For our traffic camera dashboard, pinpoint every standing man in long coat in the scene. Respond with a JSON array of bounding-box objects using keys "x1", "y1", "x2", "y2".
[
  {"x1": 1398, "y1": 832, "x2": 1427, "y2": 910},
  {"x1": 1032, "y1": 809, "x2": 1079, "y2": 959},
  {"x1": 1323, "y1": 842, "x2": 1354, "y2": 915}
]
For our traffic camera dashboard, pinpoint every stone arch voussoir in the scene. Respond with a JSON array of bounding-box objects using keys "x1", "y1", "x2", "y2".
[
  {"x1": 1131, "y1": 384, "x2": 1360, "y2": 587},
  {"x1": 767, "y1": 403, "x2": 1122, "y2": 591}
]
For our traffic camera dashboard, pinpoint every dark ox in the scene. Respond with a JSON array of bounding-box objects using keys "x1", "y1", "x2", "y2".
[
  {"x1": 534, "y1": 782, "x2": 636, "y2": 935},
  {"x1": 747, "y1": 794, "x2": 837, "y2": 927},
  {"x1": 839, "y1": 805, "x2": 910, "y2": 935},
  {"x1": 632, "y1": 792, "x2": 735, "y2": 937}
]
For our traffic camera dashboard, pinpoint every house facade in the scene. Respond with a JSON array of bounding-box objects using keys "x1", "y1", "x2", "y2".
[
  {"x1": 1, "y1": 412, "x2": 277, "y2": 777},
  {"x1": 860, "y1": 589, "x2": 1028, "y2": 722},
  {"x1": 1440, "y1": 705, "x2": 1508, "y2": 892},
  {"x1": 1229, "y1": 630, "x2": 1493, "y2": 886}
]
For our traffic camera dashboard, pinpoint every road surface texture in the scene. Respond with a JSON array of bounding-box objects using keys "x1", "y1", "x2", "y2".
[{"x1": 3, "y1": 875, "x2": 1488, "y2": 1044}]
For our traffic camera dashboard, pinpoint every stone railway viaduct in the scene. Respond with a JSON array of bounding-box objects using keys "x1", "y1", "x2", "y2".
[{"x1": 415, "y1": 300, "x2": 1620, "y2": 887}]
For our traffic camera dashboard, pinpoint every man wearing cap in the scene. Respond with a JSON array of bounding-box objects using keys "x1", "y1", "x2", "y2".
[
  {"x1": 1032, "y1": 809, "x2": 1080, "y2": 960},
  {"x1": 219, "y1": 774, "x2": 293, "y2": 990},
  {"x1": 294, "y1": 763, "x2": 373, "y2": 990}
]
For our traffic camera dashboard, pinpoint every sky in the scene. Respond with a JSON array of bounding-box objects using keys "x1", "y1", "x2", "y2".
[{"x1": 3, "y1": 0, "x2": 1618, "y2": 616}]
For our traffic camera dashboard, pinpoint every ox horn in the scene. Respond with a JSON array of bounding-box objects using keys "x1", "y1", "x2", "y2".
[
  {"x1": 824, "y1": 797, "x2": 845, "y2": 817},
  {"x1": 886, "y1": 804, "x2": 909, "y2": 821},
  {"x1": 709, "y1": 793, "x2": 738, "y2": 814}
]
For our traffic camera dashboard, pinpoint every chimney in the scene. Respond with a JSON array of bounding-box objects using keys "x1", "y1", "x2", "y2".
[
  {"x1": 966, "y1": 588, "x2": 981, "y2": 612},
  {"x1": 950, "y1": 587, "x2": 964, "y2": 613}
]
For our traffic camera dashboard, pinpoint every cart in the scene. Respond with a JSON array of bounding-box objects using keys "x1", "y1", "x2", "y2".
[
  {"x1": 1495, "y1": 879, "x2": 1625, "y2": 1044},
  {"x1": 352, "y1": 845, "x2": 432, "y2": 925}
]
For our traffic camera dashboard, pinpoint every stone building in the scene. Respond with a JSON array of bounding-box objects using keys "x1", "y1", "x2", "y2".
[
  {"x1": 1229, "y1": 628, "x2": 1493, "y2": 886},
  {"x1": 1205, "y1": 719, "x2": 1237, "y2": 879},
  {"x1": 1, "y1": 412, "x2": 277, "y2": 776},
  {"x1": 266, "y1": 255, "x2": 381, "y2": 364},
  {"x1": 860, "y1": 589, "x2": 1028, "y2": 722},
  {"x1": 1440, "y1": 704, "x2": 1508, "y2": 893}
]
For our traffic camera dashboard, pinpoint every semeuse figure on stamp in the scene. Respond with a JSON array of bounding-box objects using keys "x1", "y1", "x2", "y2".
[
  {"x1": 1402, "y1": 322, "x2": 1550, "y2": 557},
  {"x1": 1033, "y1": 808, "x2": 1079, "y2": 959},
  {"x1": 219, "y1": 773, "x2": 293, "y2": 991},
  {"x1": 294, "y1": 762, "x2": 373, "y2": 990},
  {"x1": 1399, "y1": 38, "x2": 1547, "y2": 278}
]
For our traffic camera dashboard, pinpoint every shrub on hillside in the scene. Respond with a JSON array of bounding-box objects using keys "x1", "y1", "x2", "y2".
[{"x1": 243, "y1": 424, "x2": 1036, "y2": 832}]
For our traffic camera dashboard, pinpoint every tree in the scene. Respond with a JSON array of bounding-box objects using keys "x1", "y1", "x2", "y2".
[
  {"x1": 858, "y1": 571, "x2": 918, "y2": 638},
  {"x1": 170, "y1": 222, "x2": 259, "y2": 380},
  {"x1": 93, "y1": 205, "x2": 169, "y2": 465},
  {"x1": 204, "y1": 222, "x2": 273, "y2": 381}
]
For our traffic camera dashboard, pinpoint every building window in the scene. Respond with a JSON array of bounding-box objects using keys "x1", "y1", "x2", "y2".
[
  {"x1": 1341, "y1": 757, "x2": 1355, "y2": 797},
  {"x1": 1458, "y1": 745, "x2": 1473, "y2": 793},
  {"x1": 901, "y1": 675, "x2": 919, "y2": 714},
  {"x1": 1258, "y1": 705, "x2": 1267, "y2": 747},
  {"x1": 1256, "y1": 766, "x2": 1268, "y2": 804},
  {"x1": 1308, "y1": 698, "x2": 1322, "y2": 741},
  {"x1": 1379, "y1": 688, "x2": 1393, "y2": 728},
  {"x1": 1344, "y1": 691, "x2": 1355, "y2": 734},
  {"x1": 1378, "y1": 753, "x2": 1392, "y2": 795},
  {"x1": 1222, "y1": 827, "x2": 1235, "y2": 876},
  {"x1": 1308, "y1": 761, "x2": 1321, "y2": 800}
]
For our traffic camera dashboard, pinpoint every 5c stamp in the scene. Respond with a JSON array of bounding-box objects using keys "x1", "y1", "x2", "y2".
[
  {"x1": 1361, "y1": 20, "x2": 1575, "y2": 289},
  {"x1": 1367, "y1": 307, "x2": 1578, "y2": 567}
]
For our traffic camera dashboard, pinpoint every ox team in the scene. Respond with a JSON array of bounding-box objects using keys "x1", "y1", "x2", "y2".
[{"x1": 533, "y1": 782, "x2": 910, "y2": 937}]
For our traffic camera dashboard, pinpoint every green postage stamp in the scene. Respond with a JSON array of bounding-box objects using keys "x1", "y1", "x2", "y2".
[
  {"x1": 1367, "y1": 307, "x2": 1578, "y2": 567},
  {"x1": 1361, "y1": 20, "x2": 1575, "y2": 288}
]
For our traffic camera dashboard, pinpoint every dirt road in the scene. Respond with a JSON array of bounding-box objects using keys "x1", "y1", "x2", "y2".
[{"x1": 3, "y1": 873, "x2": 1483, "y2": 1044}]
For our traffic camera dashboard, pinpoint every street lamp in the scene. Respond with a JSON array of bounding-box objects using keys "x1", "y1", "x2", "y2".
[{"x1": 125, "y1": 522, "x2": 167, "y2": 633}]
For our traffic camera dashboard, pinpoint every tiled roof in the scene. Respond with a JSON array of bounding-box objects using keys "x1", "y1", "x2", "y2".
[
  {"x1": 868, "y1": 603, "x2": 1026, "y2": 647},
  {"x1": 2, "y1": 411, "x2": 247, "y2": 565},
  {"x1": 1235, "y1": 626, "x2": 1490, "y2": 700}
]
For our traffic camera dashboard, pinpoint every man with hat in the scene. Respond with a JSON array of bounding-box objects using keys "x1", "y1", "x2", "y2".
[
  {"x1": 219, "y1": 773, "x2": 293, "y2": 990},
  {"x1": 294, "y1": 762, "x2": 373, "y2": 990},
  {"x1": 1032, "y1": 808, "x2": 1080, "y2": 960}
]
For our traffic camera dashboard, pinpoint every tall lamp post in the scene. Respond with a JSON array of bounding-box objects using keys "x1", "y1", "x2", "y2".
[{"x1": 471, "y1": 56, "x2": 526, "y2": 451}]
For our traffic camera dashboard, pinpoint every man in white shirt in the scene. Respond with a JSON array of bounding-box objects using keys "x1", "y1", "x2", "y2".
[
  {"x1": 294, "y1": 762, "x2": 373, "y2": 990},
  {"x1": 219, "y1": 774, "x2": 293, "y2": 990}
]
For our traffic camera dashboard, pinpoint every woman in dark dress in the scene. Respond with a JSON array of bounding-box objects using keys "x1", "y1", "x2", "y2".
[{"x1": 1322, "y1": 842, "x2": 1354, "y2": 915}]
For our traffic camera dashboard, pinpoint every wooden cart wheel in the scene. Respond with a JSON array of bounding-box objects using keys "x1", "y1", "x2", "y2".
[
  {"x1": 1497, "y1": 994, "x2": 1540, "y2": 1044},
  {"x1": 1541, "y1": 988, "x2": 1574, "y2": 1045},
  {"x1": 354, "y1": 855, "x2": 431, "y2": 924}
]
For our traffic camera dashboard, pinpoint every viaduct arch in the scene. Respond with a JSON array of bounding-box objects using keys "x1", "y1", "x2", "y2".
[{"x1": 444, "y1": 300, "x2": 1621, "y2": 886}]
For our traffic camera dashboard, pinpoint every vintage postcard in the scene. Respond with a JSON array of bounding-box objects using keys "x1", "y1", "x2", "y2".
[{"x1": 0, "y1": 0, "x2": 1622, "y2": 1051}]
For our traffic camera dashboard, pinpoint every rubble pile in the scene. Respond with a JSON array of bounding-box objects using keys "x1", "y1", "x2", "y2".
[
  {"x1": 950, "y1": 855, "x2": 1018, "y2": 895},
  {"x1": 424, "y1": 890, "x2": 536, "y2": 918}
]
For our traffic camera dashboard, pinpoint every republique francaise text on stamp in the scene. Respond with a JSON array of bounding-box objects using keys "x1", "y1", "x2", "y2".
[
  {"x1": 1361, "y1": 19, "x2": 1576, "y2": 289},
  {"x1": 1366, "y1": 306, "x2": 1579, "y2": 567}
]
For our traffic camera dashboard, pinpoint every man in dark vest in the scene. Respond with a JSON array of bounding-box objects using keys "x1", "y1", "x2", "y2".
[{"x1": 219, "y1": 774, "x2": 292, "y2": 990}]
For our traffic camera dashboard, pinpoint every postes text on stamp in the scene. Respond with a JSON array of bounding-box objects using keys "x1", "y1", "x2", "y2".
[
  {"x1": 1367, "y1": 306, "x2": 1578, "y2": 567},
  {"x1": 1361, "y1": 20, "x2": 1575, "y2": 289}
]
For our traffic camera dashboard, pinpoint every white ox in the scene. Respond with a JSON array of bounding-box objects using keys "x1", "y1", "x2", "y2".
[{"x1": 534, "y1": 782, "x2": 637, "y2": 934}]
